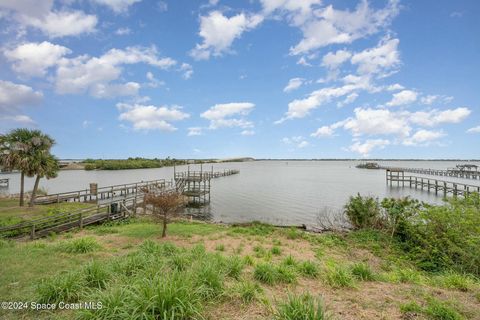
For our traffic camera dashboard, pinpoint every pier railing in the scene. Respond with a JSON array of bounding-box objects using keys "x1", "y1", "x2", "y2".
[
  {"x1": 33, "y1": 179, "x2": 169, "y2": 204},
  {"x1": 381, "y1": 166, "x2": 479, "y2": 180},
  {"x1": 386, "y1": 169, "x2": 480, "y2": 197}
]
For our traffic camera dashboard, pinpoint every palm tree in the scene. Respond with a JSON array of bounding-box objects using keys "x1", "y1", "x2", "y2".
[
  {"x1": 28, "y1": 153, "x2": 59, "y2": 207},
  {"x1": 0, "y1": 129, "x2": 55, "y2": 206}
]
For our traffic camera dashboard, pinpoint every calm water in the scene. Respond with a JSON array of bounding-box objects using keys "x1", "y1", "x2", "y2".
[{"x1": 1, "y1": 160, "x2": 479, "y2": 227}]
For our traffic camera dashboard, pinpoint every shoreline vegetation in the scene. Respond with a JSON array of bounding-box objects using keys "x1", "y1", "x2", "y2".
[{"x1": 1, "y1": 194, "x2": 479, "y2": 319}]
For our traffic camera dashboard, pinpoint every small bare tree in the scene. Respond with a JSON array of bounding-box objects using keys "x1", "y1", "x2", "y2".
[{"x1": 144, "y1": 190, "x2": 184, "y2": 237}]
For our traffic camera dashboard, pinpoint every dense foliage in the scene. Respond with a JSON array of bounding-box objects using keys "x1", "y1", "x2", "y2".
[
  {"x1": 344, "y1": 193, "x2": 480, "y2": 275},
  {"x1": 83, "y1": 157, "x2": 187, "y2": 170}
]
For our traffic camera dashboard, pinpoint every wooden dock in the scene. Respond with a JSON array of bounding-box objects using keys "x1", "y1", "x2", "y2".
[
  {"x1": 381, "y1": 165, "x2": 479, "y2": 180},
  {"x1": 33, "y1": 179, "x2": 170, "y2": 204},
  {"x1": 0, "y1": 178, "x2": 8, "y2": 187},
  {"x1": 174, "y1": 168, "x2": 239, "y2": 206},
  {"x1": 386, "y1": 169, "x2": 480, "y2": 197}
]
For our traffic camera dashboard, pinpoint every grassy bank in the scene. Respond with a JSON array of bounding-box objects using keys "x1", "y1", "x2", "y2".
[
  {"x1": 82, "y1": 157, "x2": 187, "y2": 170},
  {"x1": 1, "y1": 217, "x2": 479, "y2": 320}
]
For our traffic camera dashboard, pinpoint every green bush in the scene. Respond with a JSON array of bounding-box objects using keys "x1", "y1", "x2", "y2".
[
  {"x1": 344, "y1": 194, "x2": 381, "y2": 229},
  {"x1": 275, "y1": 293, "x2": 330, "y2": 320}
]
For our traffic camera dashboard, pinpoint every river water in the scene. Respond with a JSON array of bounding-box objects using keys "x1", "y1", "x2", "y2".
[{"x1": 1, "y1": 160, "x2": 479, "y2": 227}]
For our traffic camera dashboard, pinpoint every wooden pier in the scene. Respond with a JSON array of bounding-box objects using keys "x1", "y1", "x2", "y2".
[
  {"x1": 33, "y1": 179, "x2": 169, "y2": 205},
  {"x1": 174, "y1": 167, "x2": 239, "y2": 206},
  {"x1": 381, "y1": 165, "x2": 479, "y2": 180},
  {"x1": 386, "y1": 169, "x2": 480, "y2": 197},
  {"x1": 0, "y1": 178, "x2": 8, "y2": 187}
]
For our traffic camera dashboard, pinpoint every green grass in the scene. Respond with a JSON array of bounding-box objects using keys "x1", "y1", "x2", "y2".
[
  {"x1": 351, "y1": 262, "x2": 376, "y2": 281},
  {"x1": 298, "y1": 261, "x2": 319, "y2": 278},
  {"x1": 60, "y1": 237, "x2": 101, "y2": 254},
  {"x1": 235, "y1": 280, "x2": 263, "y2": 304},
  {"x1": 276, "y1": 264, "x2": 298, "y2": 284},
  {"x1": 431, "y1": 271, "x2": 478, "y2": 292},
  {"x1": 275, "y1": 293, "x2": 330, "y2": 320},
  {"x1": 323, "y1": 263, "x2": 356, "y2": 288},
  {"x1": 424, "y1": 298, "x2": 464, "y2": 320},
  {"x1": 271, "y1": 245, "x2": 282, "y2": 255},
  {"x1": 215, "y1": 243, "x2": 225, "y2": 251},
  {"x1": 254, "y1": 263, "x2": 278, "y2": 285}
]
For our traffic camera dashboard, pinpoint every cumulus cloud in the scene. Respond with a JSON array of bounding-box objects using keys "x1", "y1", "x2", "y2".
[
  {"x1": 282, "y1": 135, "x2": 309, "y2": 148},
  {"x1": 351, "y1": 37, "x2": 400, "y2": 77},
  {"x1": 409, "y1": 107, "x2": 471, "y2": 127},
  {"x1": 311, "y1": 125, "x2": 334, "y2": 137},
  {"x1": 190, "y1": 11, "x2": 263, "y2": 60},
  {"x1": 0, "y1": 114, "x2": 35, "y2": 125},
  {"x1": 115, "y1": 27, "x2": 131, "y2": 35},
  {"x1": 348, "y1": 139, "x2": 390, "y2": 157},
  {"x1": 179, "y1": 63, "x2": 193, "y2": 79},
  {"x1": 55, "y1": 46, "x2": 176, "y2": 97},
  {"x1": 188, "y1": 127, "x2": 203, "y2": 136},
  {"x1": 283, "y1": 0, "x2": 400, "y2": 55},
  {"x1": 92, "y1": 0, "x2": 142, "y2": 13},
  {"x1": 241, "y1": 130, "x2": 255, "y2": 136},
  {"x1": 403, "y1": 129, "x2": 445, "y2": 146},
  {"x1": 467, "y1": 126, "x2": 480, "y2": 134},
  {"x1": 386, "y1": 89, "x2": 418, "y2": 107},
  {"x1": 0, "y1": 80, "x2": 43, "y2": 113},
  {"x1": 201, "y1": 102, "x2": 255, "y2": 129},
  {"x1": 321, "y1": 49, "x2": 351, "y2": 69},
  {"x1": 4, "y1": 41, "x2": 71, "y2": 77},
  {"x1": 117, "y1": 103, "x2": 189, "y2": 131},
  {"x1": 283, "y1": 78, "x2": 304, "y2": 92}
]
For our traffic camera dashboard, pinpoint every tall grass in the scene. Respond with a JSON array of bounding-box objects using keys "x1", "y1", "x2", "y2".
[
  {"x1": 275, "y1": 293, "x2": 330, "y2": 320},
  {"x1": 61, "y1": 237, "x2": 101, "y2": 254}
]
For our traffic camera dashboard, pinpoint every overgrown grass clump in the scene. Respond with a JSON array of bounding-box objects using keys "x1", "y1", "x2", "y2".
[
  {"x1": 275, "y1": 293, "x2": 330, "y2": 320},
  {"x1": 60, "y1": 237, "x2": 101, "y2": 254},
  {"x1": 323, "y1": 263, "x2": 356, "y2": 288}
]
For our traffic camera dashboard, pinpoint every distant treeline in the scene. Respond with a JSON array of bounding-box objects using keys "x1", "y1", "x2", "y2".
[{"x1": 82, "y1": 157, "x2": 187, "y2": 170}]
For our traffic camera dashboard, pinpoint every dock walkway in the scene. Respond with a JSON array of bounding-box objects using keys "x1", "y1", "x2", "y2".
[
  {"x1": 386, "y1": 169, "x2": 480, "y2": 197},
  {"x1": 381, "y1": 166, "x2": 479, "y2": 180}
]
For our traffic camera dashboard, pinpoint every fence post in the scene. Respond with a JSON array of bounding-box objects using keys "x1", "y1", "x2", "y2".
[{"x1": 30, "y1": 224, "x2": 35, "y2": 240}]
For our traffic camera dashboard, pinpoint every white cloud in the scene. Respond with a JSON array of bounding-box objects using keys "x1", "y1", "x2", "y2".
[
  {"x1": 180, "y1": 63, "x2": 193, "y2": 79},
  {"x1": 283, "y1": 78, "x2": 304, "y2": 92},
  {"x1": 467, "y1": 126, "x2": 480, "y2": 134},
  {"x1": 0, "y1": 114, "x2": 35, "y2": 125},
  {"x1": 419, "y1": 94, "x2": 453, "y2": 105},
  {"x1": 117, "y1": 103, "x2": 189, "y2": 131},
  {"x1": 321, "y1": 49, "x2": 351, "y2": 69},
  {"x1": 4, "y1": 41, "x2": 71, "y2": 77},
  {"x1": 115, "y1": 27, "x2": 131, "y2": 35},
  {"x1": 351, "y1": 37, "x2": 400, "y2": 77},
  {"x1": 311, "y1": 125, "x2": 334, "y2": 137},
  {"x1": 409, "y1": 107, "x2": 471, "y2": 127},
  {"x1": 201, "y1": 102, "x2": 255, "y2": 129},
  {"x1": 287, "y1": 0, "x2": 400, "y2": 55},
  {"x1": 403, "y1": 129, "x2": 445, "y2": 146},
  {"x1": 386, "y1": 89, "x2": 418, "y2": 107},
  {"x1": 188, "y1": 127, "x2": 203, "y2": 136},
  {"x1": 282, "y1": 135, "x2": 309, "y2": 148},
  {"x1": 343, "y1": 107, "x2": 411, "y2": 138},
  {"x1": 92, "y1": 0, "x2": 142, "y2": 13},
  {"x1": 0, "y1": 1, "x2": 98, "y2": 37},
  {"x1": 277, "y1": 75, "x2": 372, "y2": 122},
  {"x1": 21, "y1": 10, "x2": 98, "y2": 38},
  {"x1": 241, "y1": 130, "x2": 255, "y2": 136},
  {"x1": 190, "y1": 11, "x2": 263, "y2": 60},
  {"x1": 55, "y1": 46, "x2": 177, "y2": 97},
  {"x1": 386, "y1": 83, "x2": 404, "y2": 91},
  {"x1": 348, "y1": 139, "x2": 390, "y2": 157},
  {"x1": 0, "y1": 80, "x2": 43, "y2": 113},
  {"x1": 337, "y1": 92, "x2": 358, "y2": 107}
]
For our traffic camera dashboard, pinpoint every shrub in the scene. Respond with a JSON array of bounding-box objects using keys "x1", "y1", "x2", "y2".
[
  {"x1": 275, "y1": 293, "x2": 330, "y2": 320},
  {"x1": 298, "y1": 261, "x2": 319, "y2": 278},
  {"x1": 344, "y1": 194, "x2": 381, "y2": 229},
  {"x1": 351, "y1": 263, "x2": 376, "y2": 281},
  {"x1": 254, "y1": 263, "x2": 278, "y2": 285},
  {"x1": 61, "y1": 237, "x2": 100, "y2": 254}
]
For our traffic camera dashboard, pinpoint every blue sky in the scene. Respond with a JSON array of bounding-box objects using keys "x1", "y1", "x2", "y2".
[{"x1": 0, "y1": 0, "x2": 479, "y2": 159}]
